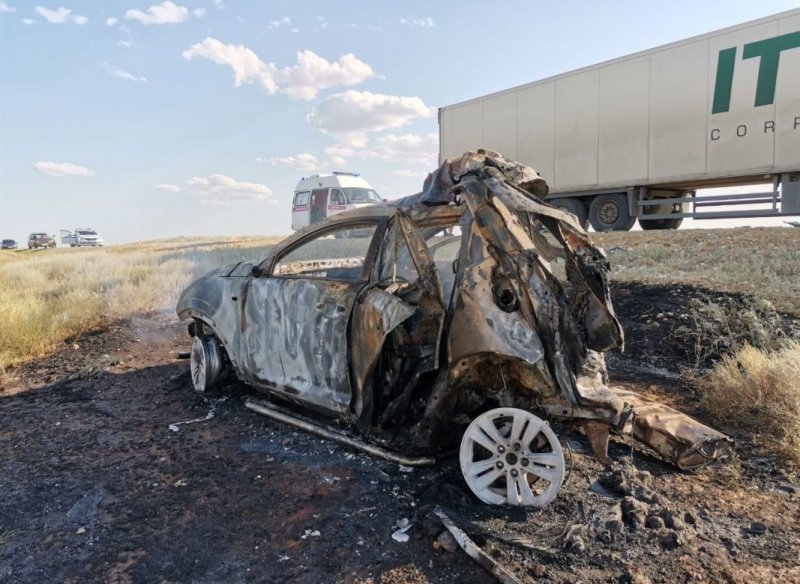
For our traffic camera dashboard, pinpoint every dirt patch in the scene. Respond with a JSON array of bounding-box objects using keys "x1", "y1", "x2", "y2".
[
  {"x1": 1, "y1": 310, "x2": 798, "y2": 583},
  {"x1": 609, "y1": 281, "x2": 799, "y2": 369}
]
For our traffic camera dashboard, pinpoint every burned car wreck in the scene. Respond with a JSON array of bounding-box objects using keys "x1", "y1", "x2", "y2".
[{"x1": 177, "y1": 151, "x2": 732, "y2": 507}]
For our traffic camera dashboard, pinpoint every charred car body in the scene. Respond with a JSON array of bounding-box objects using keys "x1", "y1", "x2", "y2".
[{"x1": 177, "y1": 151, "x2": 732, "y2": 507}]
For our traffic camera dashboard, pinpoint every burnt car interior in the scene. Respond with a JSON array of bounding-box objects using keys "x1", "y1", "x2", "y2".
[{"x1": 177, "y1": 151, "x2": 734, "y2": 507}]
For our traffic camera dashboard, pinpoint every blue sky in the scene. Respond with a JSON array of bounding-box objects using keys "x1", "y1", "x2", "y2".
[{"x1": 1, "y1": 0, "x2": 798, "y2": 244}]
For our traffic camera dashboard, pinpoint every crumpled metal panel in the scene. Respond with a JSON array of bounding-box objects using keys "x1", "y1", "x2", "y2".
[
  {"x1": 611, "y1": 388, "x2": 735, "y2": 470},
  {"x1": 242, "y1": 277, "x2": 360, "y2": 414},
  {"x1": 350, "y1": 288, "x2": 416, "y2": 420}
]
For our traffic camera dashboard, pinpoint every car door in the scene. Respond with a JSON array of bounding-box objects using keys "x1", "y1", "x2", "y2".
[
  {"x1": 241, "y1": 220, "x2": 384, "y2": 414},
  {"x1": 349, "y1": 214, "x2": 449, "y2": 426}
]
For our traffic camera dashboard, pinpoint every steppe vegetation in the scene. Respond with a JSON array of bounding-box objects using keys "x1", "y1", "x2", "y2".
[
  {"x1": 0, "y1": 237, "x2": 281, "y2": 371},
  {"x1": 594, "y1": 226, "x2": 800, "y2": 314},
  {"x1": 699, "y1": 341, "x2": 800, "y2": 463}
]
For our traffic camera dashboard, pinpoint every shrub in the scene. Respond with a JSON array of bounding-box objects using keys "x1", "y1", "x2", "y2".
[{"x1": 699, "y1": 342, "x2": 800, "y2": 463}]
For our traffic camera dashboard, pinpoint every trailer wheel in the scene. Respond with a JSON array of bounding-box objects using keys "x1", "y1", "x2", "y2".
[
  {"x1": 640, "y1": 217, "x2": 683, "y2": 230},
  {"x1": 639, "y1": 203, "x2": 683, "y2": 230},
  {"x1": 551, "y1": 198, "x2": 589, "y2": 229},
  {"x1": 589, "y1": 194, "x2": 635, "y2": 232}
]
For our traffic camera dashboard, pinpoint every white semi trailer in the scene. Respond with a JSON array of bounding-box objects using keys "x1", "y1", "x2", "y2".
[{"x1": 438, "y1": 9, "x2": 800, "y2": 231}]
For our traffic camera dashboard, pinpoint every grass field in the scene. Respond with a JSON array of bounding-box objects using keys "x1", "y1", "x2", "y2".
[
  {"x1": 0, "y1": 237, "x2": 282, "y2": 372},
  {"x1": 594, "y1": 226, "x2": 800, "y2": 314}
]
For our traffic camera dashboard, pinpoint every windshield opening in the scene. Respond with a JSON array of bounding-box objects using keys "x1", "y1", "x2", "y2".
[
  {"x1": 342, "y1": 187, "x2": 381, "y2": 204},
  {"x1": 77, "y1": 230, "x2": 97, "y2": 235}
]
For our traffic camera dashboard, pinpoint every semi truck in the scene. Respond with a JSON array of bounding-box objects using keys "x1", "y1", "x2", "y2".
[{"x1": 438, "y1": 9, "x2": 800, "y2": 231}]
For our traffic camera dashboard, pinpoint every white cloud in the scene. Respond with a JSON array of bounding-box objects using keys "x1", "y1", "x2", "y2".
[
  {"x1": 0, "y1": 2, "x2": 15, "y2": 13},
  {"x1": 22, "y1": 18, "x2": 34, "y2": 24},
  {"x1": 324, "y1": 144, "x2": 356, "y2": 159},
  {"x1": 182, "y1": 39, "x2": 374, "y2": 100},
  {"x1": 34, "y1": 161, "x2": 94, "y2": 177},
  {"x1": 306, "y1": 91, "x2": 435, "y2": 142},
  {"x1": 213, "y1": 0, "x2": 224, "y2": 8},
  {"x1": 325, "y1": 133, "x2": 438, "y2": 170},
  {"x1": 393, "y1": 169, "x2": 427, "y2": 178},
  {"x1": 400, "y1": 17, "x2": 434, "y2": 28},
  {"x1": 155, "y1": 183, "x2": 181, "y2": 192},
  {"x1": 279, "y1": 51, "x2": 374, "y2": 100},
  {"x1": 106, "y1": 17, "x2": 118, "y2": 26},
  {"x1": 117, "y1": 40, "x2": 133, "y2": 48},
  {"x1": 192, "y1": 7, "x2": 205, "y2": 18},
  {"x1": 183, "y1": 38, "x2": 279, "y2": 94},
  {"x1": 268, "y1": 16, "x2": 291, "y2": 28},
  {"x1": 363, "y1": 133, "x2": 438, "y2": 166},
  {"x1": 125, "y1": 1, "x2": 190, "y2": 25},
  {"x1": 109, "y1": 67, "x2": 147, "y2": 82},
  {"x1": 265, "y1": 153, "x2": 320, "y2": 171},
  {"x1": 184, "y1": 174, "x2": 272, "y2": 204},
  {"x1": 35, "y1": 6, "x2": 87, "y2": 25}
]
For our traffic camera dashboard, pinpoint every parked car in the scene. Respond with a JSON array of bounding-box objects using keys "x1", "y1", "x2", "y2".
[
  {"x1": 177, "y1": 151, "x2": 732, "y2": 507},
  {"x1": 1, "y1": 239, "x2": 17, "y2": 249},
  {"x1": 60, "y1": 228, "x2": 104, "y2": 247},
  {"x1": 28, "y1": 233, "x2": 56, "y2": 249}
]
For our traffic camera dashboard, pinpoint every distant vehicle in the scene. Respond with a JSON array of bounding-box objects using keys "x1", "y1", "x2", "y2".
[
  {"x1": 438, "y1": 8, "x2": 800, "y2": 231},
  {"x1": 61, "y1": 228, "x2": 104, "y2": 247},
  {"x1": 28, "y1": 233, "x2": 56, "y2": 249},
  {"x1": 291, "y1": 172, "x2": 385, "y2": 231},
  {"x1": 1, "y1": 239, "x2": 17, "y2": 250}
]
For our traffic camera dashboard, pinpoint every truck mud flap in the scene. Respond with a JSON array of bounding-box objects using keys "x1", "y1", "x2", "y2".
[{"x1": 611, "y1": 388, "x2": 734, "y2": 470}]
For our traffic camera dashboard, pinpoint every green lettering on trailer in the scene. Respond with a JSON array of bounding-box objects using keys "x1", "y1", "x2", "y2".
[
  {"x1": 742, "y1": 31, "x2": 800, "y2": 107},
  {"x1": 712, "y1": 47, "x2": 737, "y2": 114}
]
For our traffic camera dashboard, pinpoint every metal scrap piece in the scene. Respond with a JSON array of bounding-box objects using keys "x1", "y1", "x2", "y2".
[
  {"x1": 433, "y1": 507, "x2": 523, "y2": 584},
  {"x1": 610, "y1": 388, "x2": 734, "y2": 469}
]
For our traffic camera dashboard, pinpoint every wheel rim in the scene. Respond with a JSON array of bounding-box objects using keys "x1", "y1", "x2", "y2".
[
  {"x1": 190, "y1": 336, "x2": 208, "y2": 392},
  {"x1": 599, "y1": 201, "x2": 620, "y2": 225},
  {"x1": 460, "y1": 408, "x2": 565, "y2": 507}
]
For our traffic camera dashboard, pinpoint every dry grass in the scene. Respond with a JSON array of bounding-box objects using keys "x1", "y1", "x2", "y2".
[
  {"x1": 0, "y1": 237, "x2": 282, "y2": 372},
  {"x1": 699, "y1": 342, "x2": 800, "y2": 463},
  {"x1": 594, "y1": 227, "x2": 800, "y2": 314}
]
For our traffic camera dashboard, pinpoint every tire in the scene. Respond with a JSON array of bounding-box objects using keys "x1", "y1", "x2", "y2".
[
  {"x1": 589, "y1": 194, "x2": 635, "y2": 232},
  {"x1": 551, "y1": 198, "x2": 589, "y2": 229},
  {"x1": 190, "y1": 335, "x2": 224, "y2": 393},
  {"x1": 640, "y1": 218, "x2": 683, "y2": 230},
  {"x1": 639, "y1": 202, "x2": 683, "y2": 230}
]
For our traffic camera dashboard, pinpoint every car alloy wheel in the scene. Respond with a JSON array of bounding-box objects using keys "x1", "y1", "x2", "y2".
[
  {"x1": 460, "y1": 407, "x2": 565, "y2": 507},
  {"x1": 190, "y1": 335, "x2": 223, "y2": 393}
]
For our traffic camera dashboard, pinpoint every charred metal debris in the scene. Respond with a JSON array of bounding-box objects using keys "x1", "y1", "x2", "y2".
[{"x1": 177, "y1": 150, "x2": 733, "y2": 506}]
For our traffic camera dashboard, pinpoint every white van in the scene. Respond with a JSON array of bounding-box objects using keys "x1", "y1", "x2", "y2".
[{"x1": 291, "y1": 172, "x2": 384, "y2": 231}]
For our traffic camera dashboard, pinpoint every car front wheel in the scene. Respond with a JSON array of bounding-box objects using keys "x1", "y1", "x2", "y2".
[{"x1": 190, "y1": 334, "x2": 224, "y2": 393}]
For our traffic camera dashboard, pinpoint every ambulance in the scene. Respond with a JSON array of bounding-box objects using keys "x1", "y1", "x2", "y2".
[{"x1": 291, "y1": 172, "x2": 384, "y2": 231}]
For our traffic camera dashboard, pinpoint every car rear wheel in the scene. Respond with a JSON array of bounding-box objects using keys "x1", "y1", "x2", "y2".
[
  {"x1": 190, "y1": 334, "x2": 224, "y2": 393},
  {"x1": 459, "y1": 407, "x2": 565, "y2": 507}
]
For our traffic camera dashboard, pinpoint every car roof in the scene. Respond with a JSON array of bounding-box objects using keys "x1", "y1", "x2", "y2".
[{"x1": 260, "y1": 202, "x2": 464, "y2": 270}]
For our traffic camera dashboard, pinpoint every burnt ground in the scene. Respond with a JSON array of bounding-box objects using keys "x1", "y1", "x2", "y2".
[{"x1": 1, "y1": 283, "x2": 798, "y2": 583}]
